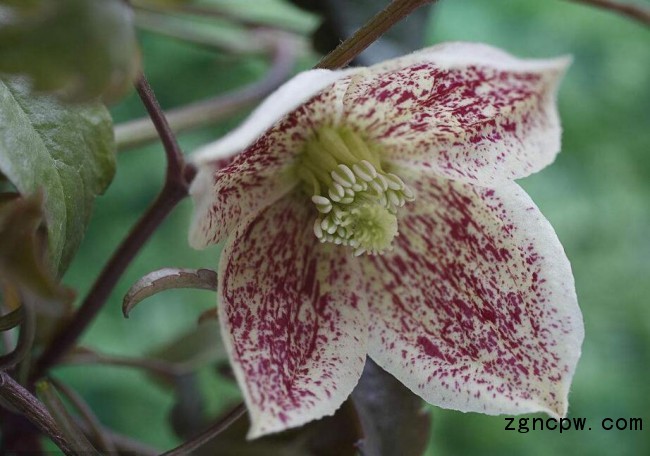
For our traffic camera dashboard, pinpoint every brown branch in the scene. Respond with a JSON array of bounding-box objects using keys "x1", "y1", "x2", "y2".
[
  {"x1": 161, "y1": 402, "x2": 247, "y2": 456},
  {"x1": 134, "y1": 74, "x2": 188, "y2": 185},
  {"x1": 0, "y1": 372, "x2": 75, "y2": 455},
  {"x1": 61, "y1": 349, "x2": 184, "y2": 379},
  {"x1": 115, "y1": 32, "x2": 300, "y2": 151},
  {"x1": 31, "y1": 74, "x2": 190, "y2": 381},
  {"x1": 50, "y1": 377, "x2": 117, "y2": 454},
  {"x1": 316, "y1": 0, "x2": 435, "y2": 69},
  {"x1": 569, "y1": 0, "x2": 650, "y2": 26}
]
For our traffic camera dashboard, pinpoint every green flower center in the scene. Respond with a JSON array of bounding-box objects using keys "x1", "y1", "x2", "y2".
[{"x1": 295, "y1": 127, "x2": 415, "y2": 256}]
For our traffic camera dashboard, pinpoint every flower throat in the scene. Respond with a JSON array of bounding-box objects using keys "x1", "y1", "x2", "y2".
[{"x1": 295, "y1": 127, "x2": 415, "y2": 256}]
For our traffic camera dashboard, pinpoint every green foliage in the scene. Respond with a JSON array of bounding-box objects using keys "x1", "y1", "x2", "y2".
[
  {"x1": 0, "y1": 78, "x2": 116, "y2": 273},
  {"x1": 0, "y1": 0, "x2": 140, "y2": 102}
]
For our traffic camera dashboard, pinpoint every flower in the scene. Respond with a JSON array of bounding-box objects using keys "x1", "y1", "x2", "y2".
[{"x1": 189, "y1": 42, "x2": 584, "y2": 438}]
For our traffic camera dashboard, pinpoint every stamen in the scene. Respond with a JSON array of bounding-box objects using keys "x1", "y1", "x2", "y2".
[
  {"x1": 385, "y1": 173, "x2": 404, "y2": 191},
  {"x1": 341, "y1": 129, "x2": 380, "y2": 168},
  {"x1": 352, "y1": 160, "x2": 377, "y2": 182},
  {"x1": 331, "y1": 164, "x2": 356, "y2": 188},
  {"x1": 311, "y1": 195, "x2": 332, "y2": 214},
  {"x1": 313, "y1": 219, "x2": 323, "y2": 238},
  {"x1": 296, "y1": 127, "x2": 415, "y2": 255},
  {"x1": 319, "y1": 128, "x2": 358, "y2": 164}
]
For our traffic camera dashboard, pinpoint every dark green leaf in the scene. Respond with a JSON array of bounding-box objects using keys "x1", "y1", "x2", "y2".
[
  {"x1": 0, "y1": 0, "x2": 140, "y2": 102},
  {"x1": 352, "y1": 359, "x2": 431, "y2": 456},
  {"x1": 0, "y1": 78, "x2": 116, "y2": 273}
]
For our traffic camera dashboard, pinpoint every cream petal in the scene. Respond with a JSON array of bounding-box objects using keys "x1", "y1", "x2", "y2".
[
  {"x1": 218, "y1": 191, "x2": 369, "y2": 438},
  {"x1": 361, "y1": 172, "x2": 583, "y2": 418}
]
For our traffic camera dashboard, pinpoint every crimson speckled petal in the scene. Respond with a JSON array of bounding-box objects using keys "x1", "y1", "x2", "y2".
[
  {"x1": 218, "y1": 191, "x2": 369, "y2": 438},
  {"x1": 343, "y1": 42, "x2": 570, "y2": 186},
  {"x1": 361, "y1": 172, "x2": 583, "y2": 417}
]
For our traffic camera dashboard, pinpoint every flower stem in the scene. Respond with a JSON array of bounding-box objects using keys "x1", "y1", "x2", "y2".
[
  {"x1": 134, "y1": 74, "x2": 188, "y2": 185},
  {"x1": 31, "y1": 74, "x2": 190, "y2": 381},
  {"x1": 315, "y1": 0, "x2": 435, "y2": 70},
  {"x1": 0, "y1": 372, "x2": 75, "y2": 455}
]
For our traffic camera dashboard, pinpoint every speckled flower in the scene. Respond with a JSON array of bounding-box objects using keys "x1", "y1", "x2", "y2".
[{"x1": 189, "y1": 42, "x2": 583, "y2": 438}]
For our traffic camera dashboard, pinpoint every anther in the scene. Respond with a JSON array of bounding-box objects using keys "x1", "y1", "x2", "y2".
[
  {"x1": 313, "y1": 219, "x2": 323, "y2": 238},
  {"x1": 387, "y1": 190, "x2": 401, "y2": 208},
  {"x1": 402, "y1": 186, "x2": 415, "y2": 201},
  {"x1": 311, "y1": 195, "x2": 332, "y2": 214},
  {"x1": 385, "y1": 173, "x2": 405, "y2": 191},
  {"x1": 352, "y1": 160, "x2": 378, "y2": 182},
  {"x1": 331, "y1": 167, "x2": 354, "y2": 187},
  {"x1": 375, "y1": 174, "x2": 388, "y2": 191}
]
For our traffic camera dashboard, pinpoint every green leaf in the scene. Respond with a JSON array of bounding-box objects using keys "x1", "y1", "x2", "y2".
[
  {"x1": 352, "y1": 359, "x2": 431, "y2": 456},
  {"x1": 0, "y1": 0, "x2": 140, "y2": 103},
  {"x1": 0, "y1": 78, "x2": 116, "y2": 273}
]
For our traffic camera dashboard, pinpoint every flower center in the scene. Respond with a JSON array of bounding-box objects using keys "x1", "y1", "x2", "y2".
[{"x1": 295, "y1": 127, "x2": 415, "y2": 256}]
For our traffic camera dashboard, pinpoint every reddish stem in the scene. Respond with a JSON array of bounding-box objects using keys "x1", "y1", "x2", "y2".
[
  {"x1": 316, "y1": 0, "x2": 435, "y2": 69},
  {"x1": 31, "y1": 75, "x2": 190, "y2": 380}
]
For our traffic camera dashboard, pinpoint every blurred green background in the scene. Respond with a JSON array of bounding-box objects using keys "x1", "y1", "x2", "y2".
[{"x1": 57, "y1": 0, "x2": 649, "y2": 454}]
